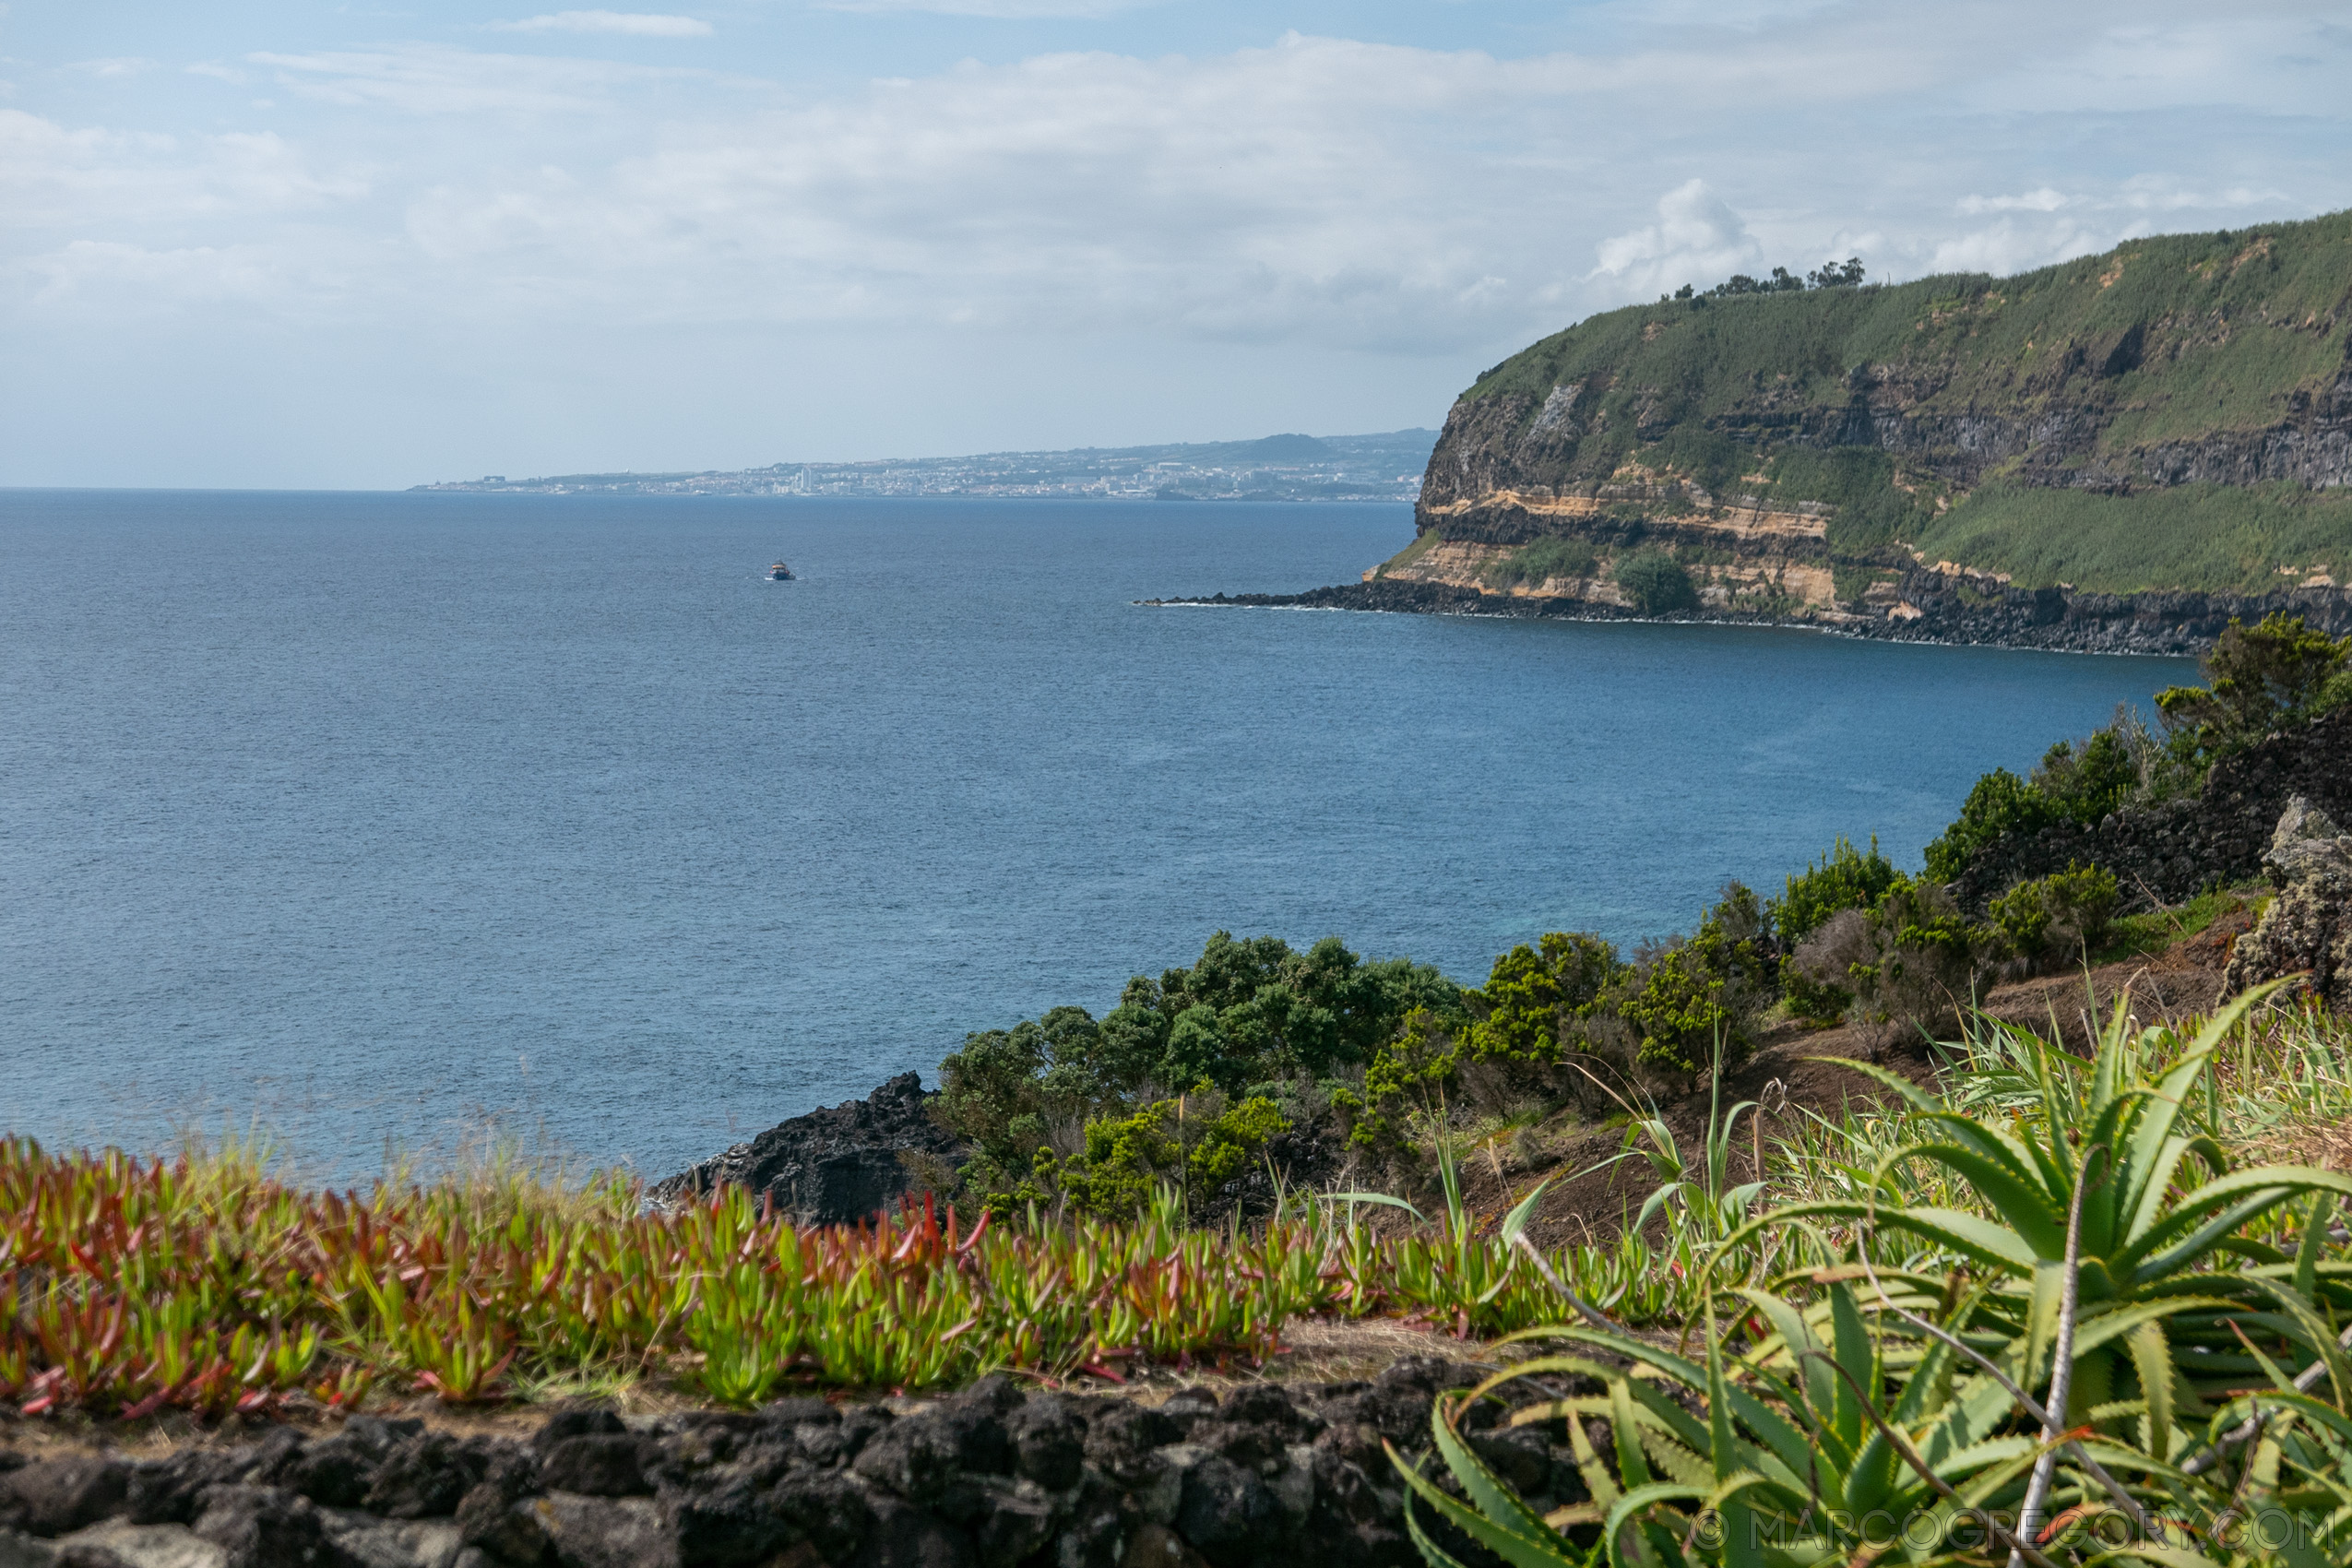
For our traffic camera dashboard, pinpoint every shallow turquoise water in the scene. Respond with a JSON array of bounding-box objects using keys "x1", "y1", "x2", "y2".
[{"x1": 0, "y1": 491, "x2": 2191, "y2": 1178}]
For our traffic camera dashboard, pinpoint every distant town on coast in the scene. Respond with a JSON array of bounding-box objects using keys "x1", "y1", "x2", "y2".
[{"x1": 410, "y1": 428, "x2": 1437, "y2": 504}]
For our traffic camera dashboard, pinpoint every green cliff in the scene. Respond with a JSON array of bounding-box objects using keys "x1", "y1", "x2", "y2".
[{"x1": 1390, "y1": 210, "x2": 2352, "y2": 644}]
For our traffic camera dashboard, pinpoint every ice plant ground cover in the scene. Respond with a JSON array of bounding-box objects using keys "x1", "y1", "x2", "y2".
[{"x1": 0, "y1": 1138, "x2": 1686, "y2": 1417}]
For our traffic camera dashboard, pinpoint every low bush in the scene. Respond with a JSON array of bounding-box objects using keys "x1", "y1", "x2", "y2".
[
  {"x1": 1789, "y1": 876, "x2": 1999, "y2": 1033},
  {"x1": 1987, "y1": 861, "x2": 2120, "y2": 971},
  {"x1": 1350, "y1": 934, "x2": 1627, "y2": 1155},
  {"x1": 2157, "y1": 610, "x2": 2352, "y2": 764},
  {"x1": 936, "y1": 932, "x2": 1462, "y2": 1206},
  {"x1": 1769, "y1": 834, "x2": 1899, "y2": 944},
  {"x1": 1616, "y1": 885, "x2": 1777, "y2": 1074},
  {"x1": 1920, "y1": 766, "x2": 2061, "y2": 881},
  {"x1": 1046, "y1": 1092, "x2": 1289, "y2": 1217}
]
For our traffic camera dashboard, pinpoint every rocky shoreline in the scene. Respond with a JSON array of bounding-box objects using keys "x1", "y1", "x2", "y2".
[
  {"x1": 1140, "y1": 573, "x2": 2352, "y2": 655},
  {"x1": 0, "y1": 1358, "x2": 1528, "y2": 1568},
  {"x1": 646, "y1": 1073, "x2": 960, "y2": 1228}
]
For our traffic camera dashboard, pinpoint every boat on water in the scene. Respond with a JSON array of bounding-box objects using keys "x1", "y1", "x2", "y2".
[{"x1": 769, "y1": 562, "x2": 795, "y2": 580}]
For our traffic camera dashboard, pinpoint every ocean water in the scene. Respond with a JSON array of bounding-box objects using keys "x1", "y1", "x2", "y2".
[{"x1": 0, "y1": 491, "x2": 2192, "y2": 1181}]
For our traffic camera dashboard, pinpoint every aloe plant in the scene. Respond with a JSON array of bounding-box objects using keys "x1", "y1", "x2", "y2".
[
  {"x1": 1389, "y1": 1277, "x2": 2098, "y2": 1568},
  {"x1": 1392, "y1": 986, "x2": 2352, "y2": 1568},
  {"x1": 1724, "y1": 982, "x2": 2352, "y2": 1422}
]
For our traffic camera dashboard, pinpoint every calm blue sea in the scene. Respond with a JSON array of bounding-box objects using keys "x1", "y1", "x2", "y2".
[{"x1": 0, "y1": 491, "x2": 2192, "y2": 1180}]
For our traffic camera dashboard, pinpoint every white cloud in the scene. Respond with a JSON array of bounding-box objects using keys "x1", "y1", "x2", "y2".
[
  {"x1": 249, "y1": 46, "x2": 705, "y2": 114},
  {"x1": 6, "y1": 7, "x2": 2351, "y2": 369},
  {"x1": 69, "y1": 57, "x2": 157, "y2": 78},
  {"x1": 1958, "y1": 187, "x2": 2068, "y2": 214},
  {"x1": 0, "y1": 110, "x2": 367, "y2": 230},
  {"x1": 1925, "y1": 219, "x2": 2111, "y2": 278},
  {"x1": 1591, "y1": 180, "x2": 1764, "y2": 297},
  {"x1": 489, "y1": 11, "x2": 713, "y2": 36},
  {"x1": 185, "y1": 62, "x2": 251, "y2": 85}
]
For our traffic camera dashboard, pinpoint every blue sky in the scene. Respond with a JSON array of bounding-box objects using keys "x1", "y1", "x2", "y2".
[{"x1": 6, "y1": 2, "x2": 2351, "y2": 487}]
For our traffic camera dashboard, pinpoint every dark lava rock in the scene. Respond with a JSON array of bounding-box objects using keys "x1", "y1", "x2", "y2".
[
  {"x1": 849, "y1": 1380, "x2": 1015, "y2": 1499},
  {"x1": 538, "y1": 1435, "x2": 651, "y2": 1498},
  {"x1": 283, "y1": 1434, "x2": 382, "y2": 1511},
  {"x1": 362, "y1": 1431, "x2": 493, "y2": 1519},
  {"x1": 530, "y1": 1491, "x2": 677, "y2": 1568},
  {"x1": 862, "y1": 1495, "x2": 977, "y2": 1568},
  {"x1": 646, "y1": 1072, "x2": 965, "y2": 1226},
  {"x1": 1004, "y1": 1396, "x2": 1087, "y2": 1491},
  {"x1": 970, "y1": 1478, "x2": 1055, "y2": 1568},
  {"x1": 800, "y1": 1407, "x2": 890, "y2": 1470},
  {"x1": 1466, "y1": 1425, "x2": 1552, "y2": 1496},
  {"x1": 130, "y1": 1438, "x2": 302, "y2": 1527},
  {"x1": 1079, "y1": 1401, "x2": 1183, "y2": 1487},
  {"x1": 767, "y1": 1467, "x2": 873, "y2": 1562},
  {"x1": 457, "y1": 1479, "x2": 553, "y2": 1565},
  {"x1": 1175, "y1": 1454, "x2": 1281, "y2": 1568},
  {"x1": 1, "y1": 1456, "x2": 130, "y2": 1538},
  {"x1": 0, "y1": 1359, "x2": 1507, "y2": 1568},
  {"x1": 662, "y1": 1467, "x2": 795, "y2": 1568},
  {"x1": 1190, "y1": 1385, "x2": 1322, "y2": 1468},
  {"x1": 192, "y1": 1484, "x2": 351, "y2": 1568},
  {"x1": 530, "y1": 1410, "x2": 626, "y2": 1453}
]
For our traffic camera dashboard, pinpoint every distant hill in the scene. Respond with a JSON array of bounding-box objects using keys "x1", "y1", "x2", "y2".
[
  {"x1": 416, "y1": 430, "x2": 1438, "y2": 504},
  {"x1": 1379, "y1": 211, "x2": 2352, "y2": 638},
  {"x1": 1235, "y1": 434, "x2": 1336, "y2": 462}
]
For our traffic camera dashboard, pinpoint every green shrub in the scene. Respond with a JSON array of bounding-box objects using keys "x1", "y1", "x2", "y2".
[
  {"x1": 1920, "y1": 766, "x2": 2060, "y2": 881},
  {"x1": 2029, "y1": 729, "x2": 2137, "y2": 823},
  {"x1": 933, "y1": 1005, "x2": 1107, "y2": 1182},
  {"x1": 1617, "y1": 885, "x2": 1775, "y2": 1074},
  {"x1": 938, "y1": 932, "x2": 1462, "y2": 1205},
  {"x1": 1350, "y1": 933, "x2": 1627, "y2": 1150},
  {"x1": 1788, "y1": 876, "x2": 1999, "y2": 1031},
  {"x1": 1617, "y1": 945, "x2": 1732, "y2": 1073},
  {"x1": 1611, "y1": 546, "x2": 1698, "y2": 614},
  {"x1": 1349, "y1": 1006, "x2": 1467, "y2": 1152},
  {"x1": 2156, "y1": 612, "x2": 2351, "y2": 764},
  {"x1": 1988, "y1": 861, "x2": 2120, "y2": 970},
  {"x1": 1769, "y1": 835, "x2": 1900, "y2": 944},
  {"x1": 1467, "y1": 932, "x2": 1620, "y2": 1062},
  {"x1": 1053, "y1": 1093, "x2": 1289, "y2": 1217}
]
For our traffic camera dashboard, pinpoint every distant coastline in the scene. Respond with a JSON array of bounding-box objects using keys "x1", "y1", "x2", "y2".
[{"x1": 410, "y1": 428, "x2": 1437, "y2": 505}]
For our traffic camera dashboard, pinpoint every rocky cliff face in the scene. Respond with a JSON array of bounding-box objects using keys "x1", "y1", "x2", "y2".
[{"x1": 1380, "y1": 211, "x2": 2352, "y2": 647}]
